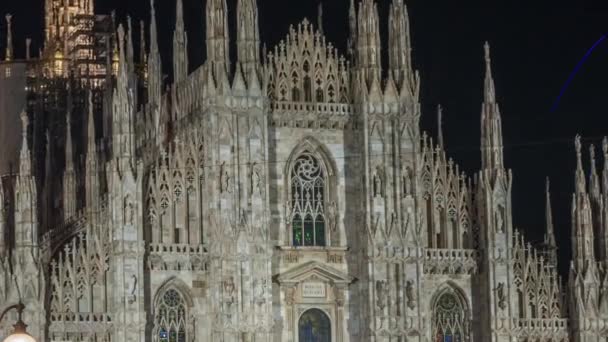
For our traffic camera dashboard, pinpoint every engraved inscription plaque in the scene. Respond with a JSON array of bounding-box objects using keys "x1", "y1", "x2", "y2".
[{"x1": 302, "y1": 282, "x2": 326, "y2": 298}]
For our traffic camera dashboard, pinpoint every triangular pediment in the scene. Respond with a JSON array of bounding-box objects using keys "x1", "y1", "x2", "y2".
[{"x1": 276, "y1": 261, "x2": 355, "y2": 286}]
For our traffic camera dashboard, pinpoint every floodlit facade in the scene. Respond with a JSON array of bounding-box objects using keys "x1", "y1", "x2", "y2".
[{"x1": 0, "y1": 0, "x2": 606, "y2": 341}]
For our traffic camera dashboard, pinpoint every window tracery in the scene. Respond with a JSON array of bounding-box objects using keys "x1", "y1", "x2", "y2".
[
  {"x1": 290, "y1": 153, "x2": 327, "y2": 247},
  {"x1": 155, "y1": 288, "x2": 190, "y2": 342},
  {"x1": 433, "y1": 289, "x2": 468, "y2": 342}
]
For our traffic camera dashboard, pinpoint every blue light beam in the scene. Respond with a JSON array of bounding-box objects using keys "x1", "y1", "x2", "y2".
[{"x1": 551, "y1": 34, "x2": 607, "y2": 112}]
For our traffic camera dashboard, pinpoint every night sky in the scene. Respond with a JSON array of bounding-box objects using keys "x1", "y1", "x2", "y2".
[{"x1": 1, "y1": 0, "x2": 608, "y2": 276}]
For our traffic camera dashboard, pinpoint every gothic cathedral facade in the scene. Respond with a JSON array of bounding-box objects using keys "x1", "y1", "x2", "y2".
[{"x1": 0, "y1": 0, "x2": 606, "y2": 341}]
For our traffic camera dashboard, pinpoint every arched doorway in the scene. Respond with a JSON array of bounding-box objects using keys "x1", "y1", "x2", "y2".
[{"x1": 298, "y1": 308, "x2": 331, "y2": 342}]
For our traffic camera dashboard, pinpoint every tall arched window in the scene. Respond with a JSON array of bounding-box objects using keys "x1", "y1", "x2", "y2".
[
  {"x1": 299, "y1": 309, "x2": 331, "y2": 342},
  {"x1": 290, "y1": 153, "x2": 326, "y2": 247},
  {"x1": 433, "y1": 288, "x2": 469, "y2": 342},
  {"x1": 155, "y1": 288, "x2": 190, "y2": 342}
]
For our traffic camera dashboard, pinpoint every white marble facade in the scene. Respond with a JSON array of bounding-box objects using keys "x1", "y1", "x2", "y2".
[{"x1": 1, "y1": 0, "x2": 607, "y2": 341}]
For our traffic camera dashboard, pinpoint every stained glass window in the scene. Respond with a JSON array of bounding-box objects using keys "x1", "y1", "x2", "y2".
[
  {"x1": 299, "y1": 309, "x2": 331, "y2": 342},
  {"x1": 155, "y1": 288, "x2": 189, "y2": 342},
  {"x1": 290, "y1": 153, "x2": 327, "y2": 247},
  {"x1": 433, "y1": 290, "x2": 468, "y2": 342}
]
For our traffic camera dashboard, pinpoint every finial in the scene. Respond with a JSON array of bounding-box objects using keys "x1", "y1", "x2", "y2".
[
  {"x1": 437, "y1": 104, "x2": 444, "y2": 148},
  {"x1": 5, "y1": 14, "x2": 13, "y2": 61}
]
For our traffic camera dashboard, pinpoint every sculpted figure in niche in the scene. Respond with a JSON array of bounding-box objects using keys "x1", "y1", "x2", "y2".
[
  {"x1": 254, "y1": 278, "x2": 266, "y2": 306},
  {"x1": 406, "y1": 280, "x2": 416, "y2": 309},
  {"x1": 327, "y1": 201, "x2": 338, "y2": 232},
  {"x1": 403, "y1": 166, "x2": 413, "y2": 197},
  {"x1": 250, "y1": 162, "x2": 262, "y2": 196},
  {"x1": 494, "y1": 202, "x2": 505, "y2": 233},
  {"x1": 224, "y1": 276, "x2": 236, "y2": 307},
  {"x1": 125, "y1": 200, "x2": 135, "y2": 226},
  {"x1": 376, "y1": 280, "x2": 388, "y2": 311},
  {"x1": 373, "y1": 166, "x2": 384, "y2": 198},
  {"x1": 219, "y1": 161, "x2": 232, "y2": 193},
  {"x1": 495, "y1": 282, "x2": 506, "y2": 310}
]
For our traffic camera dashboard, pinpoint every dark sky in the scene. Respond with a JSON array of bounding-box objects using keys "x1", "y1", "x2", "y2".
[{"x1": 2, "y1": 0, "x2": 608, "y2": 275}]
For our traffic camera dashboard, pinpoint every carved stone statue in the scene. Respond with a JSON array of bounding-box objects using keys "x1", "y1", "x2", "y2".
[
  {"x1": 327, "y1": 201, "x2": 338, "y2": 232},
  {"x1": 495, "y1": 282, "x2": 506, "y2": 310},
  {"x1": 376, "y1": 280, "x2": 388, "y2": 311},
  {"x1": 373, "y1": 167, "x2": 383, "y2": 198},
  {"x1": 251, "y1": 162, "x2": 262, "y2": 196},
  {"x1": 219, "y1": 161, "x2": 232, "y2": 193},
  {"x1": 128, "y1": 275, "x2": 138, "y2": 304},
  {"x1": 224, "y1": 276, "x2": 236, "y2": 306},
  {"x1": 406, "y1": 280, "x2": 416, "y2": 309}
]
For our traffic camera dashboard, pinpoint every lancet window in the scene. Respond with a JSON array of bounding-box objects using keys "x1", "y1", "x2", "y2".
[
  {"x1": 155, "y1": 288, "x2": 190, "y2": 342},
  {"x1": 432, "y1": 289, "x2": 469, "y2": 342},
  {"x1": 289, "y1": 153, "x2": 327, "y2": 247}
]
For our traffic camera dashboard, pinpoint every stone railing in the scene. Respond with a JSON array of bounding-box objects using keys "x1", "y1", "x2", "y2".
[
  {"x1": 271, "y1": 101, "x2": 353, "y2": 117},
  {"x1": 149, "y1": 243, "x2": 207, "y2": 254},
  {"x1": 50, "y1": 312, "x2": 112, "y2": 323},
  {"x1": 424, "y1": 248, "x2": 479, "y2": 275},
  {"x1": 510, "y1": 318, "x2": 570, "y2": 338},
  {"x1": 148, "y1": 243, "x2": 209, "y2": 272},
  {"x1": 49, "y1": 312, "x2": 113, "y2": 335}
]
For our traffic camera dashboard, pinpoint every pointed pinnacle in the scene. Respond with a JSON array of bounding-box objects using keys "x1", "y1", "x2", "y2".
[
  {"x1": 484, "y1": 42, "x2": 496, "y2": 104},
  {"x1": 437, "y1": 104, "x2": 444, "y2": 149}
]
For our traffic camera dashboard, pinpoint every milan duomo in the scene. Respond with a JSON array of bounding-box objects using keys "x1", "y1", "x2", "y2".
[{"x1": 0, "y1": 0, "x2": 607, "y2": 341}]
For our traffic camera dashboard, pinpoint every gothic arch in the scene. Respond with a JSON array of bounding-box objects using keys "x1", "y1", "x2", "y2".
[
  {"x1": 152, "y1": 277, "x2": 195, "y2": 342},
  {"x1": 430, "y1": 282, "x2": 471, "y2": 342},
  {"x1": 284, "y1": 137, "x2": 338, "y2": 247}
]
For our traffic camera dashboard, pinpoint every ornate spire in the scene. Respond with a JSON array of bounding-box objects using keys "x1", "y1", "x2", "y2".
[
  {"x1": 5, "y1": 14, "x2": 13, "y2": 61},
  {"x1": 348, "y1": 0, "x2": 357, "y2": 60},
  {"x1": 140, "y1": 19, "x2": 147, "y2": 66},
  {"x1": 148, "y1": 0, "x2": 162, "y2": 103},
  {"x1": 389, "y1": 0, "x2": 416, "y2": 91},
  {"x1": 590, "y1": 144, "x2": 601, "y2": 200},
  {"x1": 112, "y1": 25, "x2": 136, "y2": 160},
  {"x1": 237, "y1": 0, "x2": 260, "y2": 78},
  {"x1": 480, "y1": 42, "x2": 504, "y2": 171},
  {"x1": 575, "y1": 135, "x2": 586, "y2": 195},
  {"x1": 545, "y1": 178, "x2": 557, "y2": 265},
  {"x1": 357, "y1": 0, "x2": 382, "y2": 84},
  {"x1": 63, "y1": 104, "x2": 76, "y2": 221},
  {"x1": 19, "y1": 110, "x2": 31, "y2": 176},
  {"x1": 127, "y1": 17, "x2": 135, "y2": 75},
  {"x1": 437, "y1": 104, "x2": 444, "y2": 149},
  {"x1": 484, "y1": 42, "x2": 496, "y2": 103},
  {"x1": 602, "y1": 137, "x2": 608, "y2": 199},
  {"x1": 86, "y1": 91, "x2": 96, "y2": 157},
  {"x1": 206, "y1": 0, "x2": 230, "y2": 76},
  {"x1": 174, "y1": 0, "x2": 189, "y2": 83}
]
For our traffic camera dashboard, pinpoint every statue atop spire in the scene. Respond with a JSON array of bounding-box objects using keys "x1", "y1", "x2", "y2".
[
  {"x1": 480, "y1": 42, "x2": 504, "y2": 171},
  {"x1": 174, "y1": 0, "x2": 189, "y2": 83},
  {"x1": 5, "y1": 14, "x2": 13, "y2": 61}
]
